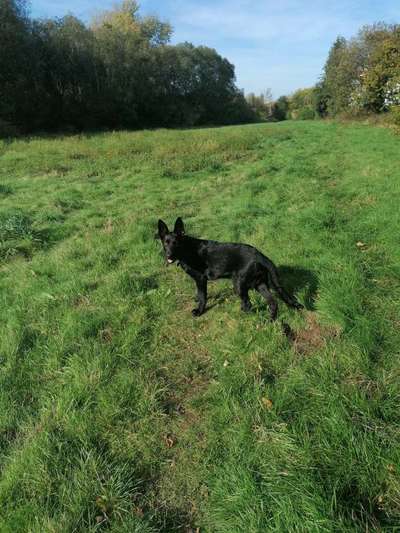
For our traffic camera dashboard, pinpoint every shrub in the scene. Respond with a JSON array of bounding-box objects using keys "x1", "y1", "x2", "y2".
[{"x1": 0, "y1": 119, "x2": 19, "y2": 138}]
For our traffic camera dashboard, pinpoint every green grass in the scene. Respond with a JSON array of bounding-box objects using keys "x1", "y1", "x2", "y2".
[{"x1": 0, "y1": 121, "x2": 399, "y2": 532}]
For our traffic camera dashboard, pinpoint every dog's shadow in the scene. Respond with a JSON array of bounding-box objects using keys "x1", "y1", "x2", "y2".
[
  {"x1": 206, "y1": 266, "x2": 318, "y2": 313},
  {"x1": 278, "y1": 265, "x2": 318, "y2": 311},
  {"x1": 200, "y1": 285, "x2": 230, "y2": 312}
]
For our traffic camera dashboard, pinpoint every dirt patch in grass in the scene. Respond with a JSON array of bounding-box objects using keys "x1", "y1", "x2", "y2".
[
  {"x1": 291, "y1": 313, "x2": 340, "y2": 355},
  {"x1": 144, "y1": 321, "x2": 213, "y2": 530}
]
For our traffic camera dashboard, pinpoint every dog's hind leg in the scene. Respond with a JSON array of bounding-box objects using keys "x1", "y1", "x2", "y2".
[
  {"x1": 237, "y1": 278, "x2": 252, "y2": 313},
  {"x1": 274, "y1": 284, "x2": 303, "y2": 310},
  {"x1": 256, "y1": 283, "x2": 278, "y2": 321},
  {"x1": 259, "y1": 255, "x2": 303, "y2": 310},
  {"x1": 266, "y1": 269, "x2": 303, "y2": 310}
]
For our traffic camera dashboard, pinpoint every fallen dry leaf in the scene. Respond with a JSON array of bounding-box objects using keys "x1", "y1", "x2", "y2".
[
  {"x1": 133, "y1": 505, "x2": 144, "y2": 518},
  {"x1": 262, "y1": 397, "x2": 273, "y2": 409},
  {"x1": 377, "y1": 495, "x2": 384, "y2": 509},
  {"x1": 99, "y1": 328, "x2": 113, "y2": 343},
  {"x1": 164, "y1": 435, "x2": 175, "y2": 448}
]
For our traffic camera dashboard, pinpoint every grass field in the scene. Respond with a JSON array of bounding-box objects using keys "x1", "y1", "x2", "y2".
[{"x1": 0, "y1": 121, "x2": 400, "y2": 532}]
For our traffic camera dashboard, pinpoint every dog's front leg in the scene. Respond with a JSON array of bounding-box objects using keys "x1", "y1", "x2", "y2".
[{"x1": 192, "y1": 276, "x2": 207, "y2": 317}]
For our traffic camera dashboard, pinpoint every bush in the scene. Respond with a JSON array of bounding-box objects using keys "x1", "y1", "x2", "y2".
[
  {"x1": 288, "y1": 88, "x2": 317, "y2": 120},
  {"x1": 297, "y1": 108, "x2": 316, "y2": 120},
  {"x1": 0, "y1": 119, "x2": 19, "y2": 138}
]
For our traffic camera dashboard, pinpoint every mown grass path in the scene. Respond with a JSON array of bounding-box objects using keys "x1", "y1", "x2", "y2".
[{"x1": 0, "y1": 122, "x2": 399, "y2": 531}]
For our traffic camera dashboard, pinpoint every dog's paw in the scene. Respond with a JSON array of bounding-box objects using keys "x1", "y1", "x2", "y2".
[{"x1": 191, "y1": 308, "x2": 203, "y2": 317}]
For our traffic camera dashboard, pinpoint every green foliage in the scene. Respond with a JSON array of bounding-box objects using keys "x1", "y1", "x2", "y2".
[
  {"x1": 319, "y1": 36, "x2": 358, "y2": 116},
  {"x1": 0, "y1": 0, "x2": 31, "y2": 129},
  {"x1": 0, "y1": 121, "x2": 400, "y2": 530},
  {"x1": 0, "y1": 1, "x2": 253, "y2": 134},
  {"x1": 288, "y1": 87, "x2": 317, "y2": 120},
  {"x1": 271, "y1": 95, "x2": 289, "y2": 121},
  {"x1": 245, "y1": 90, "x2": 273, "y2": 121},
  {"x1": 362, "y1": 30, "x2": 400, "y2": 111},
  {"x1": 318, "y1": 23, "x2": 400, "y2": 117},
  {"x1": 0, "y1": 119, "x2": 18, "y2": 138}
]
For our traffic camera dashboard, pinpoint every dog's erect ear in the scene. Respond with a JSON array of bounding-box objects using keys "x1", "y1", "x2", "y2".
[
  {"x1": 174, "y1": 217, "x2": 185, "y2": 236},
  {"x1": 158, "y1": 219, "x2": 169, "y2": 239}
]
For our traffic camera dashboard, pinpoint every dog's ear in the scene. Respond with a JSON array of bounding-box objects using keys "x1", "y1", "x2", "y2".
[
  {"x1": 158, "y1": 219, "x2": 169, "y2": 239},
  {"x1": 174, "y1": 217, "x2": 185, "y2": 236}
]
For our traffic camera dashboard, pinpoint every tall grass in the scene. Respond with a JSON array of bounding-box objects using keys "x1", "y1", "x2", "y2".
[{"x1": 0, "y1": 121, "x2": 399, "y2": 531}]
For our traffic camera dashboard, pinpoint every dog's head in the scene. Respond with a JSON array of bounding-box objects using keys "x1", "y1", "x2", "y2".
[{"x1": 157, "y1": 217, "x2": 185, "y2": 264}]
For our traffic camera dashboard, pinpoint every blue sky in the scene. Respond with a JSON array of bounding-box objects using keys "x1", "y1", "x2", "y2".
[{"x1": 30, "y1": 0, "x2": 400, "y2": 97}]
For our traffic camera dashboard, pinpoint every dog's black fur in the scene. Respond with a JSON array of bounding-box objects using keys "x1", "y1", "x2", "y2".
[{"x1": 157, "y1": 217, "x2": 303, "y2": 320}]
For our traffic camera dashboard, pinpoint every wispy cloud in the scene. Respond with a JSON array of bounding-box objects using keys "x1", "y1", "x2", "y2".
[
  {"x1": 163, "y1": 0, "x2": 400, "y2": 95},
  {"x1": 172, "y1": 1, "x2": 341, "y2": 43}
]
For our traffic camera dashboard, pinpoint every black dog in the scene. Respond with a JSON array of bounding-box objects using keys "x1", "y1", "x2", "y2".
[{"x1": 157, "y1": 217, "x2": 303, "y2": 320}]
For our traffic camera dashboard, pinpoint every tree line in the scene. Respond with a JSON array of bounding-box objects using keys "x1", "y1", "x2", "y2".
[
  {"x1": 317, "y1": 23, "x2": 400, "y2": 118},
  {"x1": 257, "y1": 22, "x2": 400, "y2": 123},
  {"x1": 0, "y1": 0, "x2": 255, "y2": 135},
  {"x1": 2, "y1": 2, "x2": 399, "y2": 134}
]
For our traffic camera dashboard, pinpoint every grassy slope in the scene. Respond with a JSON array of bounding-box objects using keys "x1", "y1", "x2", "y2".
[{"x1": 0, "y1": 121, "x2": 399, "y2": 532}]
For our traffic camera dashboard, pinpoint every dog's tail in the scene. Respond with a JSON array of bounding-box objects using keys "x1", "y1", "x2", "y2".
[{"x1": 259, "y1": 253, "x2": 303, "y2": 309}]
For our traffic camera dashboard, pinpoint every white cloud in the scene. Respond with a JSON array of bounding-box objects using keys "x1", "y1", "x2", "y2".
[{"x1": 169, "y1": 0, "x2": 360, "y2": 44}]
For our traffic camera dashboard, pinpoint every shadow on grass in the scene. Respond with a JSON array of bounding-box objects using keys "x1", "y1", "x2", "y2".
[
  {"x1": 212, "y1": 267, "x2": 318, "y2": 312},
  {"x1": 201, "y1": 285, "x2": 235, "y2": 313},
  {"x1": 189, "y1": 266, "x2": 318, "y2": 315},
  {"x1": 278, "y1": 265, "x2": 319, "y2": 311}
]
